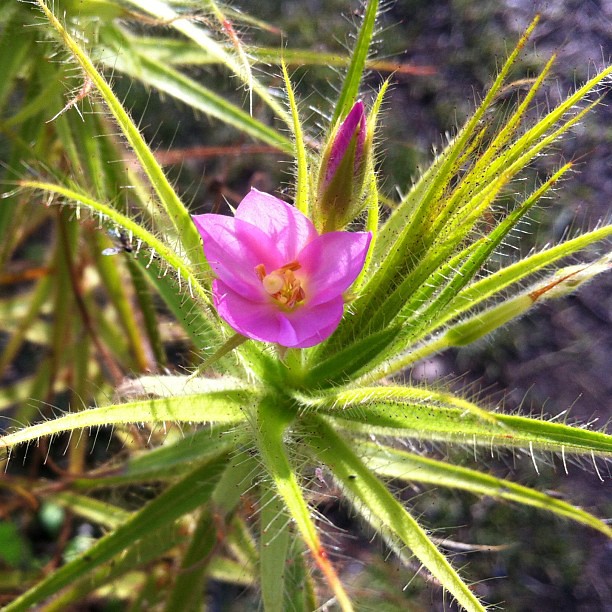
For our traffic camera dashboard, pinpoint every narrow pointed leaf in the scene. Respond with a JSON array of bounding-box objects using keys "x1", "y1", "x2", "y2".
[
  {"x1": 20, "y1": 181, "x2": 214, "y2": 311},
  {"x1": 369, "y1": 226, "x2": 612, "y2": 381},
  {"x1": 373, "y1": 16, "x2": 541, "y2": 263},
  {"x1": 441, "y1": 227, "x2": 612, "y2": 326},
  {"x1": 360, "y1": 442, "x2": 612, "y2": 537},
  {"x1": 36, "y1": 1, "x2": 205, "y2": 269},
  {"x1": 41, "y1": 525, "x2": 187, "y2": 612},
  {"x1": 51, "y1": 493, "x2": 131, "y2": 530},
  {"x1": 0, "y1": 390, "x2": 252, "y2": 452},
  {"x1": 73, "y1": 424, "x2": 246, "y2": 488},
  {"x1": 4, "y1": 454, "x2": 229, "y2": 611},
  {"x1": 121, "y1": 0, "x2": 291, "y2": 127},
  {"x1": 103, "y1": 49, "x2": 293, "y2": 154},
  {"x1": 281, "y1": 61, "x2": 310, "y2": 214},
  {"x1": 306, "y1": 415, "x2": 485, "y2": 612},
  {"x1": 255, "y1": 396, "x2": 352, "y2": 611},
  {"x1": 305, "y1": 387, "x2": 612, "y2": 455},
  {"x1": 260, "y1": 485, "x2": 291, "y2": 612},
  {"x1": 332, "y1": 0, "x2": 379, "y2": 123},
  {"x1": 163, "y1": 509, "x2": 217, "y2": 612}
]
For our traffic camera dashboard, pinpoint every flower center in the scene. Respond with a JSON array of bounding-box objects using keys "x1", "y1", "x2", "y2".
[{"x1": 255, "y1": 261, "x2": 306, "y2": 310}]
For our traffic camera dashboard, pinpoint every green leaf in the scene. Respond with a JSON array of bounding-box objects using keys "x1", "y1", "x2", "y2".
[
  {"x1": 306, "y1": 415, "x2": 485, "y2": 612},
  {"x1": 282, "y1": 538, "x2": 316, "y2": 612},
  {"x1": 138, "y1": 254, "x2": 232, "y2": 367},
  {"x1": 4, "y1": 453, "x2": 229, "y2": 611},
  {"x1": 397, "y1": 163, "x2": 572, "y2": 335},
  {"x1": 208, "y1": 556, "x2": 256, "y2": 587},
  {"x1": 302, "y1": 386, "x2": 612, "y2": 455},
  {"x1": 51, "y1": 493, "x2": 131, "y2": 530},
  {"x1": 73, "y1": 424, "x2": 246, "y2": 488},
  {"x1": 126, "y1": 37, "x2": 433, "y2": 75},
  {"x1": 303, "y1": 325, "x2": 401, "y2": 388},
  {"x1": 297, "y1": 384, "x2": 502, "y2": 426},
  {"x1": 162, "y1": 455, "x2": 261, "y2": 611},
  {"x1": 163, "y1": 509, "x2": 217, "y2": 612},
  {"x1": 20, "y1": 181, "x2": 214, "y2": 312},
  {"x1": 281, "y1": 60, "x2": 310, "y2": 214},
  {"x1": 0, "y1": 389, "x2": 252, "y2": 452},
  {"x1": 330, "y1": 18, "x2": 609, "y2": 351},
  {"x1": 121, "y1": 0, "x2": 291, "y2": 127},
  {"x1": 0, "y1": 7, "x2": 35, "y2": 111},
  {"x1": 372, "y1": 16, "x2": 541, "y2": 266},
  {"x1": 0, "y1": 522, "x2": 31, "y2": 568},
  {"x1": 33, "y1": 525, "x2": 186, "y2": 612},
  {"x1": 255, "y1": 396, "x2": 351, "y2": 611},
  {"x1": 352, "y1": 78, "x2": 389, "y2": 292},
  {"x1": 260, "y1": 485, "x2": 291, "y2": 612},
  {"x1": 425, "y1": 54, "x2": 558, "y2": 241},
  {"x1": 212, "y1": 451, "x2": 261, "y2": 517},
  {"x1": 226, "y1": 515, "x2": 258, "y2": 571},
  {"x1": 0, "y1": 275, "x2": 52, "y2": 378},
  {"x1": 331, "y1": 0, "x2": 379, "y2": 124},
  {"x1": 360, "y1": 442, "x2": 612, "y2": 537},
  {"x1": 442, "y1": 255, "x2": 611, "y2": 347},
  {"x1": 441, "y1": 227, "x2": 612, "y2": 327},
  {"x1": 115, "y1": 374, "x2": 250, "y2": 399},
  {"x1": 90, "y1": 232, "x2": 162, "y2": 370},
  {"x1": 367, "y1": 225, "x2": 612, "y2": 381},
  {"x1": 103, "y1": 46, "x2": 293, "y2": 154},
  {"x1": 36, "y1": 1, "x2": 206, "y2": 270},
  {"x1": 362, "y1": 255, "x2": 612, "y2": 373}
]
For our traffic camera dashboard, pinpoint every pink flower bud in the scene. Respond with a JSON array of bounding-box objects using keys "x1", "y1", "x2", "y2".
[
  {"x1": 315, "y1": 101, "x2": 369, "y2": 233},
  {"x1": 325, "y1": 101, "x2": 366, "y2": 184}
]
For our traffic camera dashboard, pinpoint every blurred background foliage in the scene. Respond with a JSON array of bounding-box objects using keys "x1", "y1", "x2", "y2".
[{"x1": 0, "y1": 0, "x2": 610, "y2": 609}]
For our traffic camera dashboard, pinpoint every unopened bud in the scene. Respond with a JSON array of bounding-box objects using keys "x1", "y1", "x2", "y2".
[{"x1": 315, "y1": 101, "x2": 368, "y2": 232}]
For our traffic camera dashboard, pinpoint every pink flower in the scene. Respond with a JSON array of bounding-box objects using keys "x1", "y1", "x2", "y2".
[{"x1": 192, "y1": 189, "x2": 371, "y2": 348}]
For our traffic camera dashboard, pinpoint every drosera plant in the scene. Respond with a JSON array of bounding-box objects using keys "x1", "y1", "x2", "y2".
[{"x1": 1, "y1": 1, "x2": 611, "y2": 610}]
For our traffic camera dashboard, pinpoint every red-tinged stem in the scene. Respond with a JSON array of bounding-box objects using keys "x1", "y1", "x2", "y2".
[{"x1": 311, "y1": 543, "x2": 354, "y2": 611}]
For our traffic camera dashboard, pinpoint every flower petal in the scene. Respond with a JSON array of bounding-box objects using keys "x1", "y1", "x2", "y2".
[
  {"x1": 213, "y1": 280, "x2": 344, "y2": 348},
  {"x1": 213, "y1": 280, "x2": 281, "y2": 341},
  {"x1": 281, "y1": 297, "x2": 345, "y2": 347},
  {"x1": 298, "y1": 231, "x2": 371, "y2": 306},
  {"x1": 235, "y1": 188, "x2": 318, "y2": 259},
  {"x1": 193, "y1": 213, "x2": 283, "y2": 300}
]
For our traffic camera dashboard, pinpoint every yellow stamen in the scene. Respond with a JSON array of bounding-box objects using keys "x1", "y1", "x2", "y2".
[
  {"x1": 254, "y1": 261, "x2": 306, "y2": 310},
  {"x1": 263, "y1": 272, "x2": 284, "y2": 295}
]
